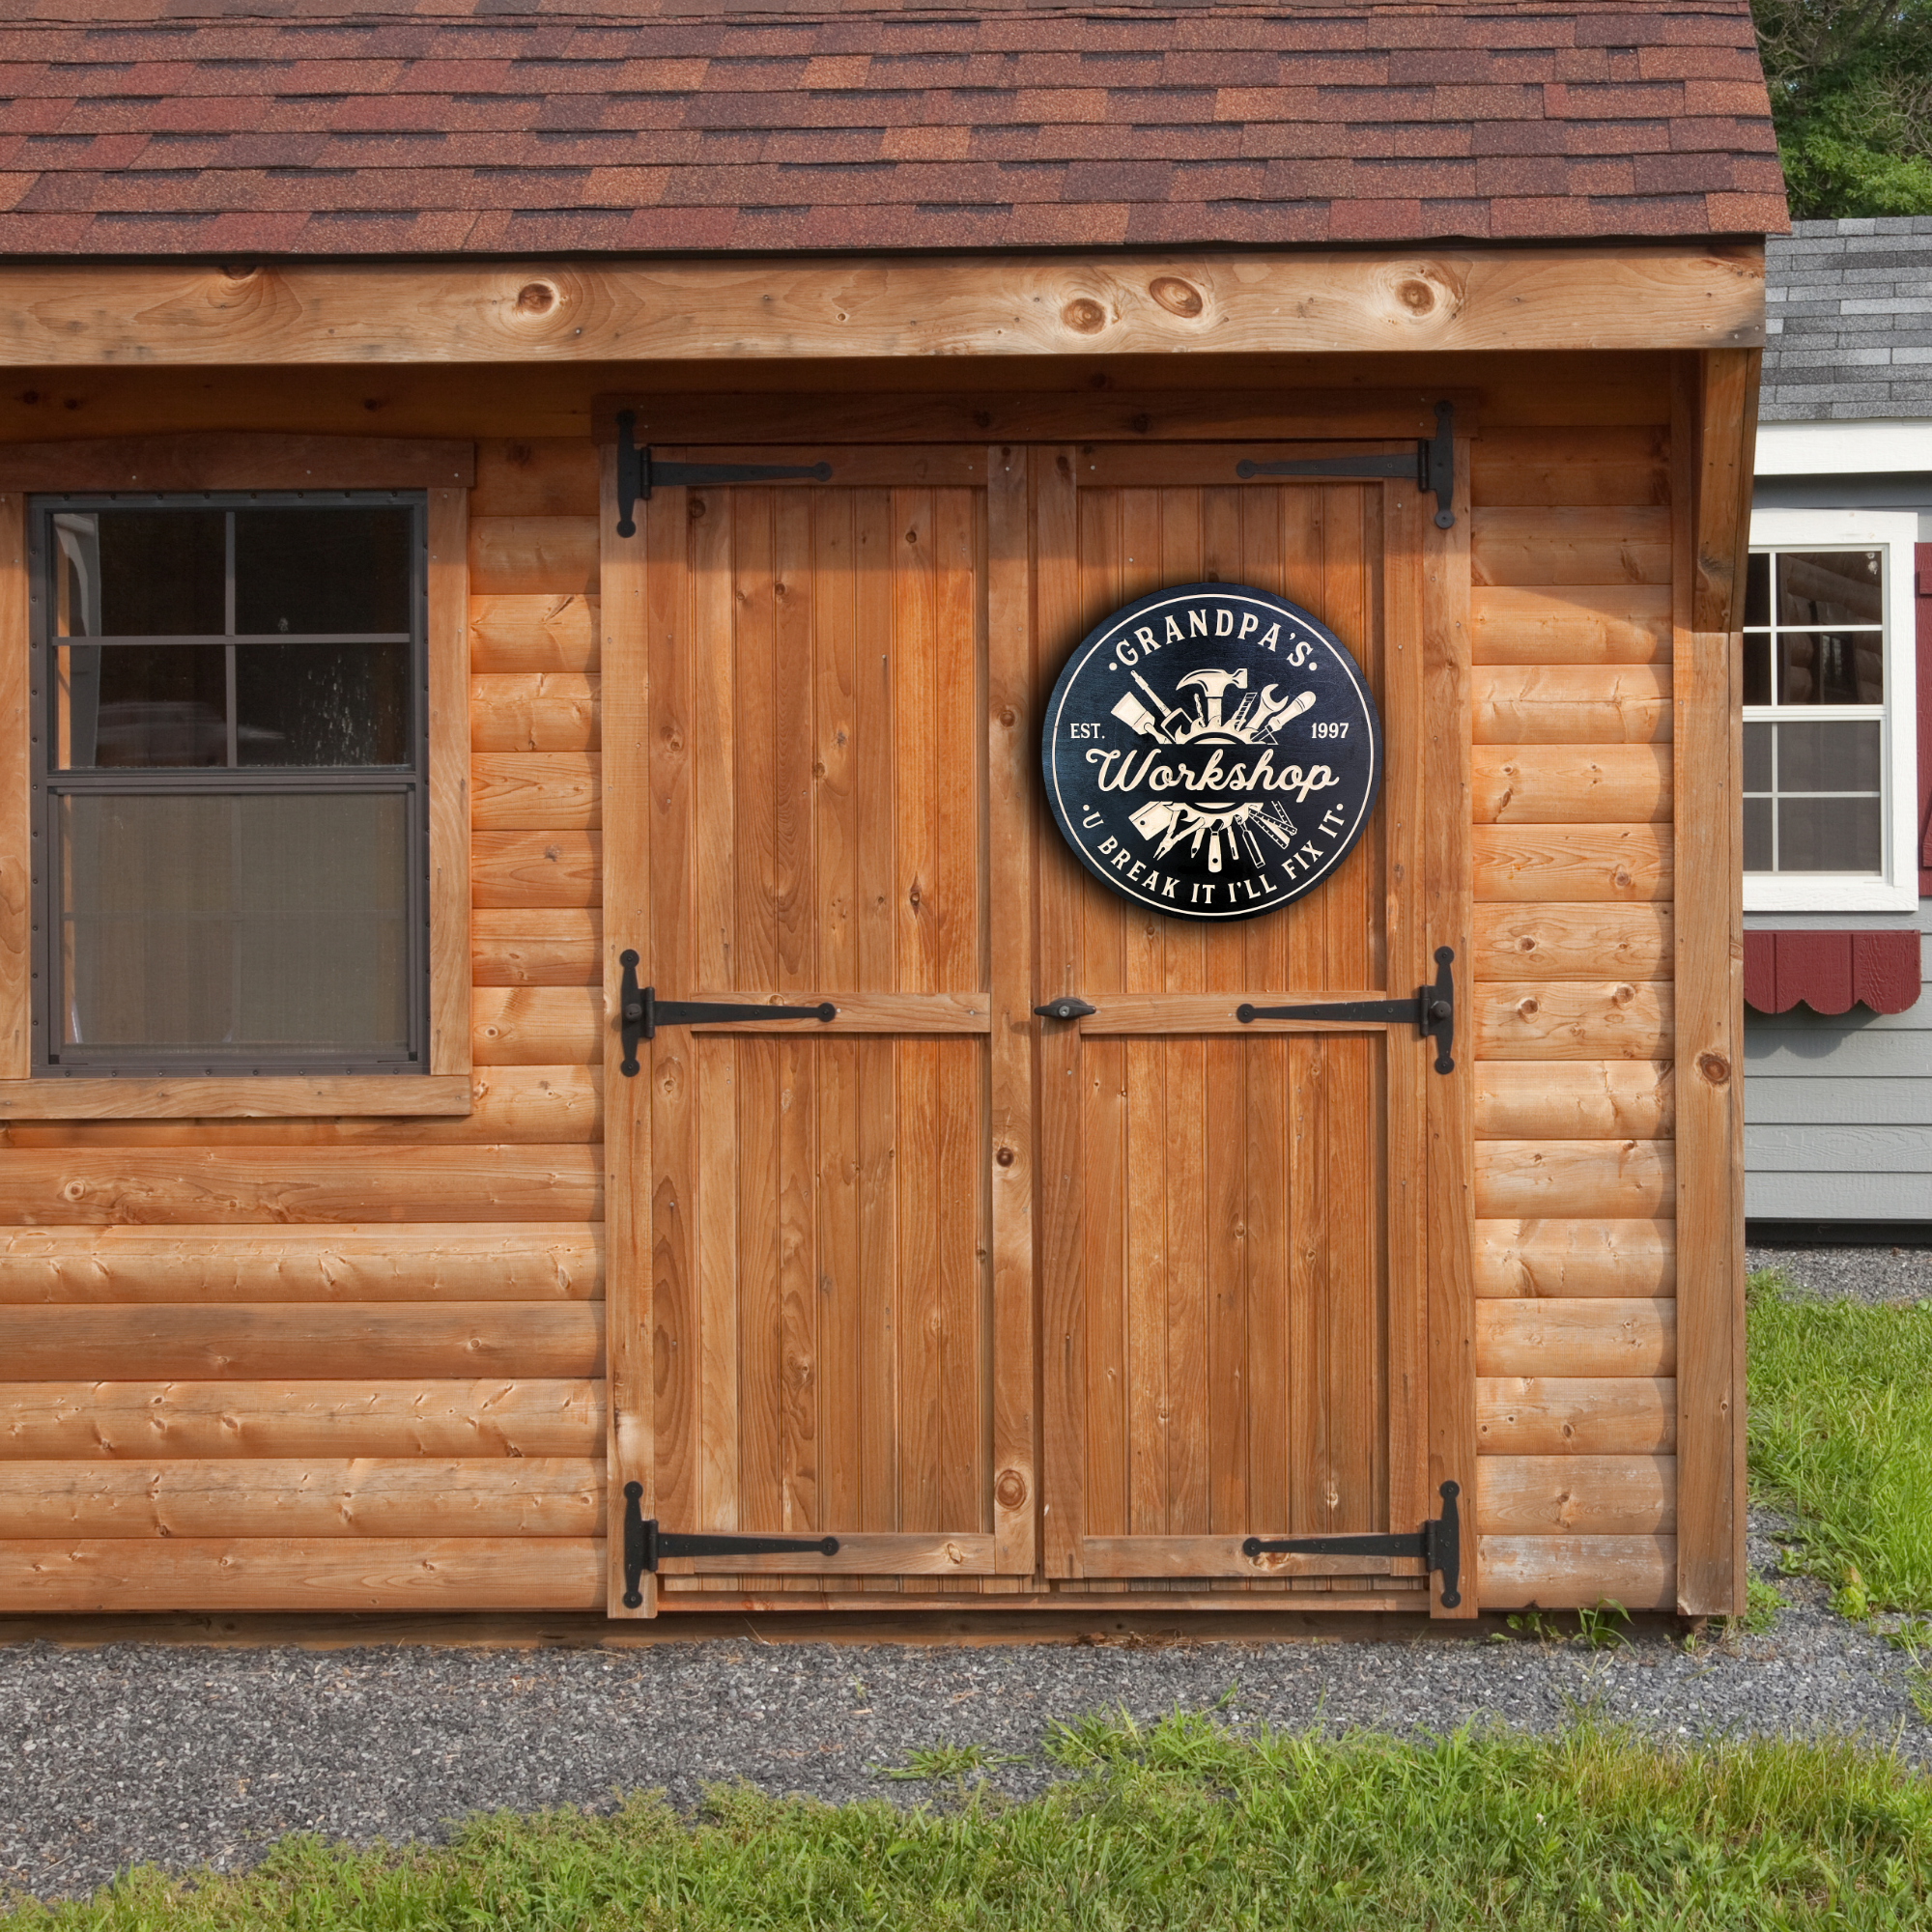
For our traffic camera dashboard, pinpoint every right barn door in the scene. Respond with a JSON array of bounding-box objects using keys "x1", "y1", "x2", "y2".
[{"x1": 1033, "y1": 448, "x2": 1471, "y2": 1613}]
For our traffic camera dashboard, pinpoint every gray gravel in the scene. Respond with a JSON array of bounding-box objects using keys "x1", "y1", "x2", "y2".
[
  {"x1": 1748, "y1": 1241, "x2": 1932, "y2": 1305},
  {"x1": 0, "y1": 1511, "x2": 1921, "y2": 1905},
  {"x1": 5, "y1": 1248, "x2": 1930, "y2": 1905}
]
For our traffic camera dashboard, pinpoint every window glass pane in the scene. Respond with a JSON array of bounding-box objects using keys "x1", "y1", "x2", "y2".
[
  {"x1": 1777, "y1": 631, "x2": 1883, "y2": 706},
  {"x1": 1744, "y1": 632, "x2": 1772, "y2": 705},
  {"x1": 57, "y1": 509, "x2": 225, "y2": 639},
  {"x1": 234, "y1": 507, "x2": 412, "y2": 637},
  {"x1": 1776, "y1": 794, "x2": 1881, "y2": 872},
  {"x1": 1744, "y1": 797, "x2": 1773, "y2": 871},
  {"x1": 56, "y1": 792, "x2": 411, "y2": 1057},
  {"x1": 1745, "y1": 553, "x2": 1770, "y2": 628},
  {"x1": 236, "y1": 642, "x2": 412, "y2": 767},
  {"x1": 1776, "y1": 719, "x2": 1882, "y2": 793},
  {"x1": 1744, "y1": 722, "x2": 1773, "y2": 791},
  {"x1": 1776, "y1": 550, "x2": 1882, "y2": 628},
  {"x1": 57, "y1": 643, "x2": 228, "y2": 769}
]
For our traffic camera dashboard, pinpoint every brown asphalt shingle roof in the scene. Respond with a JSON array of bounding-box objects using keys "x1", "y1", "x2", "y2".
[{"x1": 0, "y1": 1, "x2": 1788, "y2": 256}]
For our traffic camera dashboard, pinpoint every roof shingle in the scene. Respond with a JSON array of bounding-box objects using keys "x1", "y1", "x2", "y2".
[{"x1": 0, "y1": 0, "x2": 1787, "y2": 256}]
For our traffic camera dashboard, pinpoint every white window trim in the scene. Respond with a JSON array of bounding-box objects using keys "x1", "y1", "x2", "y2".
[{"x1": 1745, "y1": 506, "x2": 1919, "y2": 914}]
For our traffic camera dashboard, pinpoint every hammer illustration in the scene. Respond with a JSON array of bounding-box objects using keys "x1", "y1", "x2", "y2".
[{"x1": 1178, "y1": 667, "x2": 1247, "y2": 729}]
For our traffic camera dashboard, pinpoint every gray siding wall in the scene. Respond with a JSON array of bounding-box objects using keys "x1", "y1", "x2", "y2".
[{"x1": 1745, "y1": 918, "x2": 1932, "y2": 1220}]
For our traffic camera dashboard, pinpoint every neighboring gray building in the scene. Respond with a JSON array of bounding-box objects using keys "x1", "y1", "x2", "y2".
[{"x1": 1746, "y1": 217, "x2": 1932, "y2": 1229}]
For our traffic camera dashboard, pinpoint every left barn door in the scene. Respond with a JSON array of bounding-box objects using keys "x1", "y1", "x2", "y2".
[{"x1": 600, "y1": 444, "x2": 1036, "y2": 1614}]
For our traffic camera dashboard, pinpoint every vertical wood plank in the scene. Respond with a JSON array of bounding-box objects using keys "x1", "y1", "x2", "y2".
[
  {"x1": 814, "y1": 493, "x2": 863, "y2": 1536},
  {"x1": 426, "y1": 487, "x2": 472, "y2": 1077},
  {"x1": 987, "y1": 444, "x2": 1038, "y2": 1573},
  {"x1": 1425, "y1": 444, "x2": 1479, "y2": 1617},
  {"x1": 734, "y1": 495, "x2": 783, "y2": 1536},
  {"x1": 690, "y1": 485, "x2": 740, "y2": 1539},
  {"x1": 0, "y1": 493, "x2": 27, "y2": 1079},
  {"x1": 894, "y1": 489, "x2": 943, "y2": 1545},
  {"x1": 600, "y1": 446, "x2": 654, "y2": 1615},
  {"x1": 1673, "y1": 349, "x2": 1754, "y2": 1616},
  {"x1": 773, "y1": 493, "x2": 818, "y2": 1533},
  {"x1": 646, "y1": 480, "x2": 698, "y2": 1543},
  {"x1": 1037, "y1": 449, "x2": 1087, "y2": 1577},
  {"x1": 1379, "y1": 484, "x2": 1429, "y2": 1555},
  {"x1": 854, "y1": 491, "x2": 899, "y2": 1546}
]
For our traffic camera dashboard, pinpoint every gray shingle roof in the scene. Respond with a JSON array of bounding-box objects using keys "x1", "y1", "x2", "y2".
[{"x1": 1763, "y1": 216, "x2": 1932, "y2": 421}]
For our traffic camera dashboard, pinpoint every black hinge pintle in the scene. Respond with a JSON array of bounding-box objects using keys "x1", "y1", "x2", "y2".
[
  {"x1": 621, "y1": 1481, "x2": 838, "y2": 1607},
  {"x1": 1241, "y1": 1480, "x2": 1463, "y2": 1608},
  {"x1": 1234, "y1": 946, "x2": 1455, "y2": 1073},
  {"x1": 618, "y1": 950, "x2": 836, "y2": 1077},
  {"x1": 614, "y1": 411, "x2": 834, "y2": 536},
  {"x1": 1235, "y1": 399, "x2": 1457, "y2": 528}
]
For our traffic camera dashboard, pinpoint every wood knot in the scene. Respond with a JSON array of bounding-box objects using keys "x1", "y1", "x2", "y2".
[
  {"x1": 1515, "y1": 997, "x2": 1540, "y2": 1020},
  {"x1": 1610, "y1": 867, "x2": 1633, "y2": 890},
  {"x1": 1062, "y1": 297, "x2": 1107, "y2": 334},
  {"x1": 904, "y1": 526, "x2": 919, "y2": 545},
  {"x1": 1149, "y1": 275, "x2": 1203, "y2": 318},
  {"x1": 996, "y1": 1146, "x2": 1015, "y2": 1168},
  {"x1": 972, "y1": 409, "x2": 993, "y2": 430},
  {"x1": 1516, "y1": 935, "x2": 1538, "y2": 952},
  {"x1": 1610, "y1": 982, "x2": 1635, "y2": 1006},
  {"x1": 908, "y1": 883, "x2": 922, "y2": 908},
  {"x1": 687, "y1": 497, "x2": 706, "y2": 520},
  {"x1": 1397, "y1": 277, "x2": 1436, "y2": 315},
  {"x1": 999, "y1": 705, "x2": 1016, "y2": 727},
  {"x1": 1698, "y1": 1051, "x2": 1732, "y2": 1085},
  {"x1": 995, "y1": 1469, "x2": 1029, "y2": 1510},
  {"x1": 515, "y1": 282, "x2": 557, "y2": 315}
]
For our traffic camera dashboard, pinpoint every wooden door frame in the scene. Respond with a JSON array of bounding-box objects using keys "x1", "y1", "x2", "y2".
[{"x1": 599, "y1": 408, "x2": 1476, "y2": 1618}]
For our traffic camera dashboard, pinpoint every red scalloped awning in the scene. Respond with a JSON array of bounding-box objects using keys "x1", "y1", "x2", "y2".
[{"x1": 1744, "y1": 930, "x2": 1922, "y2": 1015}]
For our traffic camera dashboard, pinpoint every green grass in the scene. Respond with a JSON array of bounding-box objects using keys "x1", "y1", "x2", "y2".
[
  {"x1": 11, "y1": 1713, "x2": 1932, "y2": 1930},
  {"x1": 1747, "y1": 1270, "x2": 1932, "y2": 1616}
]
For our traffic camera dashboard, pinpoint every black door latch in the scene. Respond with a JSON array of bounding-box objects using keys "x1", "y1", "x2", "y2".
[
  {"x1": 1236, "y1": 946, "x2": 1456, "y2": 1073},
  {"x1": 1033, "y1": 996, "x2": 1097, "y2": 1022},
  {"x1": 1242, "y1": 1480, "x2": 1463, "y2": 1607},
  {"x1": 621, "y1": 1482, "x2": 840, "y2": 1607},
  {"x1": 618, "y1": 951, "x2": 836, "y2": 1076},
  {"x1": 1235, "y1": 400, "x2": 1457, "y2": 528},
  {"x1": 614, "y1": 411, "x2": 834, "y2": 536}
]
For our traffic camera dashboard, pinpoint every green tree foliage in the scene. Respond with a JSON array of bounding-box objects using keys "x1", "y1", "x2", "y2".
[{"x1": 1753, "y1": 0, "x2": 1932, "y2": 215}]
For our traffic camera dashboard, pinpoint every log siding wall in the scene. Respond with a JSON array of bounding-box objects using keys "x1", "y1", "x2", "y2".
[
  {"x1": 1466, "y1": 402, "x2": 1684, "y2": 1614},
  {"x1": 0, "y1": 440, "x2": 610, "y2": 1611},
  {"x1": 0, "y1": 353, "x2": 1731, "y2": 1616}
]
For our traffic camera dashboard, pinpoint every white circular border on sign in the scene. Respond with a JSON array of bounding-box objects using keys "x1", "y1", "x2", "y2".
[{"x1": 1040, "y1": 582, "x2": 1381, "y2": 922}]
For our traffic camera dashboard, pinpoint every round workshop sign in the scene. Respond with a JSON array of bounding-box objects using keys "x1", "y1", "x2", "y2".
[{"x1": 1041, "y1": 582, "x2": 1380, "y2": 922}]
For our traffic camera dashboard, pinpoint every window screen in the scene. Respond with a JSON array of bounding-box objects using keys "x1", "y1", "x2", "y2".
[
  {"x1": 30, "y1": 496, "x2": 428, "y2": 1074},
  {"x1": 1742, "y1": 547, "x2": 1888, "y2": 877}
]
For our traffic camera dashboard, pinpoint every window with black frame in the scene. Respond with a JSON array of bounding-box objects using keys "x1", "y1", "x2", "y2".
[{"x1": 29, "y1": 496, "x2": 429, "y2": 1074}]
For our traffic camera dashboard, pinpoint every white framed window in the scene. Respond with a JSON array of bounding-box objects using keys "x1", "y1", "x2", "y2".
[{"x1": 1745, "y1": 508, "x2": 1920, "y2": 913}]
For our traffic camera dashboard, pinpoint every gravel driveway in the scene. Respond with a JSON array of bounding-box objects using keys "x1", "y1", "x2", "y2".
[{"x1": 2, "y1": 1246, "x2": 1923, "y2": 1905}]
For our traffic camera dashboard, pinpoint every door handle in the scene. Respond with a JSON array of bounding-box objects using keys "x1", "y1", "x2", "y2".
[{"x1": 1033, "y1": 997, "x2": 1097, "y2": 1022}]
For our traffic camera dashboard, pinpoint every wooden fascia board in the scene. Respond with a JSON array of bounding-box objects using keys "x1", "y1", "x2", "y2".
[{"x1": 0, "y1": 244, "x2": 1764, "y2": 369}]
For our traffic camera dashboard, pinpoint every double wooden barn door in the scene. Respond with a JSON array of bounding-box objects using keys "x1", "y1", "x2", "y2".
[{"x1": 601, "y1": 429, "x2": 1472, "y2": 1617}]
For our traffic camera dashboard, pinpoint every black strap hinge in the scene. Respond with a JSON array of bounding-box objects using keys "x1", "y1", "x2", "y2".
[
  {"x1": 1241, "y1": 1480, "x2": 1462, "y2": 1607},
  {"x1": 614, "y1": 411, "x2": 833, "y2": 536},
  {"x1": 1235, "y1": 400, "x2": 1456, "y2": 528},
  {"x1": 621, "y1": 1482, "x2": 838, "y2": 1607},
  {"x1": 618, "y1": 951, "x2": 835, "y2": 1077},
  {"x1": 1235, "y1": 946, "x2": 1455, "y2": 1073}
]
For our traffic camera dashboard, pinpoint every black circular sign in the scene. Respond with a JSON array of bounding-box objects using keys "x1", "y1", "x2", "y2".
[{"x1": 1041, "y1": 582, "x2": 1380, "y2": 922}]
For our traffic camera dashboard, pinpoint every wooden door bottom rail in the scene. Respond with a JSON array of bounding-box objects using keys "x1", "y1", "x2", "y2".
[
  {"x1": 651, "y1": 1532, "x2": 999, "y2": 1577},
  {"x1": 1079, "y1": 1536, "x2": 1429, "y2": 1580}
]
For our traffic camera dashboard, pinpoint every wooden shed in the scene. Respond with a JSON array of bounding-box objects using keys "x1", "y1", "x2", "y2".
[{"x1": 0, "y1": 0, "x2": 1782, "y2": 1621}]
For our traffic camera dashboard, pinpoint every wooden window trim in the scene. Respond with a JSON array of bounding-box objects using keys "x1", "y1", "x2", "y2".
[{"x1": 0, "y1": 434, "x2": 473, "y2": 1118}]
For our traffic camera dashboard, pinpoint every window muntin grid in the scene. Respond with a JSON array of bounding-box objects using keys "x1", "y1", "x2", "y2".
[
  {"x1": 27, "y1": 493, "x2": 431, "y2": 1076},
  {"x1": 1743, "y1": 546, "x2": 1888, "y2": 878}
]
